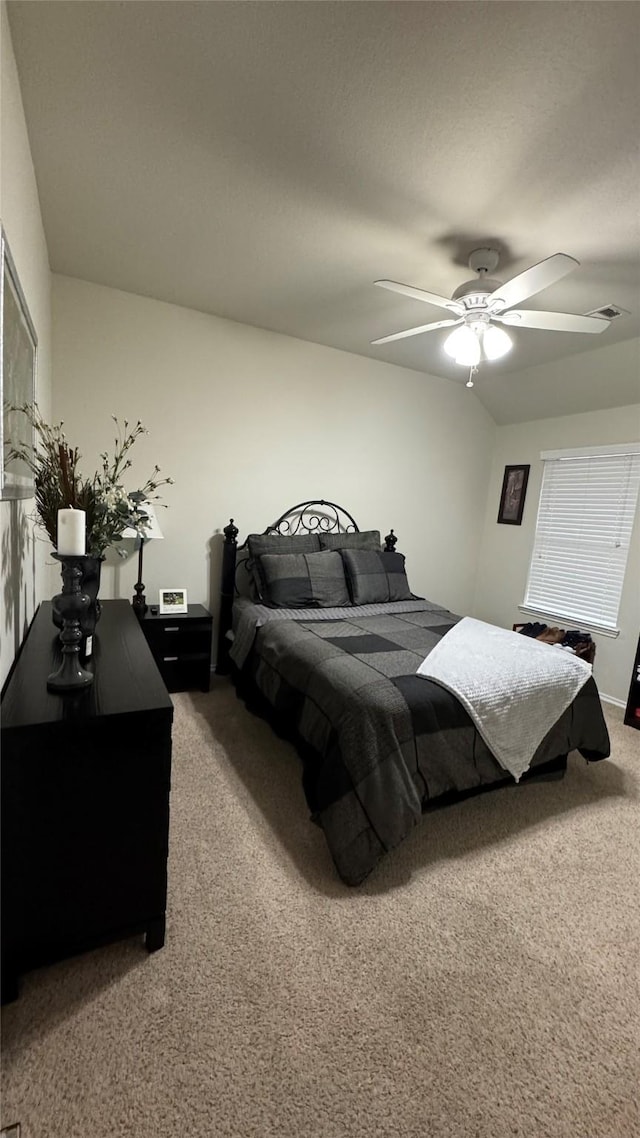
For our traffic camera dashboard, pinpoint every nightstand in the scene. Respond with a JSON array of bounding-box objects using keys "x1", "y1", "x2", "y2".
[{"x1": 139, "y1": 604, "x2": 212, "y2": 692}]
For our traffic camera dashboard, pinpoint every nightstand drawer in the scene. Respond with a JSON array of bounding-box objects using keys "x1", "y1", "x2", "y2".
[
  {"x1": 144, "y1": 622, "x2": 211, "y2": 655},
  {"x1": 156, "y1": 657, "x2": 210, "y2": 693}
]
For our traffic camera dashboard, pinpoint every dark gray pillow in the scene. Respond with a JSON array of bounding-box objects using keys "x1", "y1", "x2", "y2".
[
  {"x1": 318, "y1": 529, "x2": 381, "y2": 552},
  {"x1": 247, "y1": 532, "x2": 322, "y2": 598},
  {"x1": 259, "y1": 550, "x2": 350, "y2": 608},
  {"x1": 342, "y1": 549, "x2": 413, "y2": 605}
]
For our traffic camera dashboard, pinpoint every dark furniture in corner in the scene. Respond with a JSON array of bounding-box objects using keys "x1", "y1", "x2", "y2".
[
  {"x1": 623, "y1": 634, "x2": 640, "y2": 729},
  {"x1": 1, "y1": 600, "x2": 173, "y2": 1004},
  {"x1": 138, "y1": 603, "x2": 212, "y2": 692}
]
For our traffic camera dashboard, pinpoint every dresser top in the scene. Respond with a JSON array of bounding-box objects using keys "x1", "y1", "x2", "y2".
[
  {"x1": 2, "y1": 600, "x2": 173, "y2": 730},
  {"x1": 140, "y1": 603, "x2": 211, "y2": 623}
]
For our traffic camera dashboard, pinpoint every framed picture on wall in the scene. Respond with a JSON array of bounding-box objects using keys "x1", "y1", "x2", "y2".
[
  {"x1": 1, "y1": 228, "x2": 38, "y2": 500},
  {"x1": 159, "y1": 588, "x2": 188, "y2": 615},
  {"x1": 497, "y1": 464, "x2": 530, "y2": 525}
]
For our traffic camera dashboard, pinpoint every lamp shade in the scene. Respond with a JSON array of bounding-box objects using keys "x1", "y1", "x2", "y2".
[
  {"x1": 444, "y1": 325, "x2": 481, "y2": 366},
  {"x1": 122, "y1": 502, "x2": 164, "y2": 541},
  {"x1": 482, "y1": 324, "x2": 513, "y2": 360},
  {"x1": 444, "y1": 321, "x2": 514, "y2": 366}
]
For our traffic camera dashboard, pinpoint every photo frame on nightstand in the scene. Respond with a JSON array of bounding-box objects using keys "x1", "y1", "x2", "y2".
[{"x1": 159, "y1": 588, "x2": 188, "y2": 615}]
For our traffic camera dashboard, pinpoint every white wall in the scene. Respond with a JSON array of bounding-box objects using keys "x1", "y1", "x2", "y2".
[
  {"x1": 0, "y1": 2, "x2": 52, "y2": 688},
  {"x1": 479, "y1": 337, "x2": 640, "y2": 427},
  {"x1": 473, "y1": 404, "x2": 640, "y2": 704},
  {"x1": 52, "y1": 274, "x2": 496, "y2": 658}
]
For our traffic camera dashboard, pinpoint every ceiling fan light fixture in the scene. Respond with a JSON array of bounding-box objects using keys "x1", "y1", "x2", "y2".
[
  {"x1": 444, "y1": 325, "x2": 481, "y2": 366},
  {"x1": 482, "y1": 324, "x2": 513, "y2": 360}
]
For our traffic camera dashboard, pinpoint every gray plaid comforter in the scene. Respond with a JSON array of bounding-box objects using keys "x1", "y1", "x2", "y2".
[{"x1": 231, "y1": 599, "x2": 611, "y2": 885}]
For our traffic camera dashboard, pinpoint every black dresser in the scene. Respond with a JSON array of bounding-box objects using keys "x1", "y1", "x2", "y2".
[{"x1": 1, "y1": 600, "x2": 173, "y2": 1003}]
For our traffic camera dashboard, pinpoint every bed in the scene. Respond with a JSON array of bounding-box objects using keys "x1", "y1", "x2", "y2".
[{"x1": 218, "y1": 500, "x2": 611, "y2": 885}]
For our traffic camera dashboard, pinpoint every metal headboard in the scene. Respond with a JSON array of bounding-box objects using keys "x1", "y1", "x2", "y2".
[{"x1": 256, "y1": 498, "x2": 359, "y2": 540}]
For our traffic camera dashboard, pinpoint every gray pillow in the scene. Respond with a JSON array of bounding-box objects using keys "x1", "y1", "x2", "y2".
[
  {"x1": 342, "y1": 549, "x2": 413, "y2": 605},
  {"x1": 318, "y1": 529, "x2": 381, "y2": 552},
  {"x1": 259, "y1": 550, "x2": 350, "y2": 608},
  {"x1": 247, "y1": 532, "x2": 321, "y2": 598}
]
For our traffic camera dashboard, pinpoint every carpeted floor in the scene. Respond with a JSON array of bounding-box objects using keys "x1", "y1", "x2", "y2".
[{"x1": 1, "y1": 682, "x2": 638, "y2": 1138}]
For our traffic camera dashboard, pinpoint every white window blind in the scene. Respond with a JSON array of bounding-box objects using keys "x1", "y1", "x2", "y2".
[{"x1": 523, "y1": 447, "x2": 640, "y2": 633}]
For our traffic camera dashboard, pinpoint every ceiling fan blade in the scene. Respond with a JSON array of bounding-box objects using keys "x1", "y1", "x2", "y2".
[
  {"x1": 487, "y1": 253, "x2": 579, "y2": 313},
  {"x1": 495, "y1": 310, "x2": 609, "y2": 334},
  {"x1": 374, "y1": 279, "x2": 465, "y2": 315},
  {"x1": 371, "y1": 317, "x2": 462, "y2": 346}
]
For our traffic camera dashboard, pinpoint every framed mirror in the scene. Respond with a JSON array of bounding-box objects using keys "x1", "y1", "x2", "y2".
[{"x1": 1, "y1": 228, "x2": 38, "y2": 500}]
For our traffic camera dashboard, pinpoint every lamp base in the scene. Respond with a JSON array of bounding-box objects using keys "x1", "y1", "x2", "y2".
[
  {"x1": 132, "y1": 582, "x2": 147, "y2": 617},
  {"x1": 132, "y1": 540, "x2": 147, "y2": 616}
]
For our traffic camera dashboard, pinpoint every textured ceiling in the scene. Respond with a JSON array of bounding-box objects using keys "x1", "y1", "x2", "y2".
[{"x1": 7, "y1": 0, "x2": 640, "y2": 423}]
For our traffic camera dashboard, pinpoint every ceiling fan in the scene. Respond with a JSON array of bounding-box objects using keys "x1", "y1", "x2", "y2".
[{"x1": 371, "y1": 248, "x2": 609, "y2": 367}]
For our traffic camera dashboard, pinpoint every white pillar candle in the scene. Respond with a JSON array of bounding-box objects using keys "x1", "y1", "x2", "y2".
[{"x1": 57, "y1": 508, "x2": 86, "y2": 555}]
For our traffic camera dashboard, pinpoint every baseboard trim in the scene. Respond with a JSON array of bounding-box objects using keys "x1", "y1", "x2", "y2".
[{"x1": 599, "y1": 693, "x2": 625, "y2": 709}]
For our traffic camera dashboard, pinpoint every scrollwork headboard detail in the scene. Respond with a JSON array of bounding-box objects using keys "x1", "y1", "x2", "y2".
[
  {"x1": 217, "y1": 499, "x2": 397, "y2": 673},
  {"x1": 263, "y1": 498, "x2": 359, "y2": 538}
]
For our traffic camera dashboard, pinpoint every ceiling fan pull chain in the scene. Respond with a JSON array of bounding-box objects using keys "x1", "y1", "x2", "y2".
[{"x1": 466, "y1": 365, "x2": 478, "y2": 388}]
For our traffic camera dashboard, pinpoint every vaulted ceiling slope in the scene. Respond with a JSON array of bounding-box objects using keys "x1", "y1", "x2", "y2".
[{"x1": 7, "y1": 1, "x2": 640, "y2": 423}]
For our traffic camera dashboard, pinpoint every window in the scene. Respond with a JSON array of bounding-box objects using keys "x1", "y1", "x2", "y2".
[{"x1": 522, "y1": 443, "x2": 640, "y2": 635}]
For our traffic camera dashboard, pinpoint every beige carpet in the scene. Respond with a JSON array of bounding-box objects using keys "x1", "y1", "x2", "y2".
[{"x1": 1, "y1": 682, "x2": 638, "y2": 1138}]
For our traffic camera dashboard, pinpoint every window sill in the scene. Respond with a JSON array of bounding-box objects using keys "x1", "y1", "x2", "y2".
[{"x1": 517, "y1": 605, "x2": 620, "y2": 639}]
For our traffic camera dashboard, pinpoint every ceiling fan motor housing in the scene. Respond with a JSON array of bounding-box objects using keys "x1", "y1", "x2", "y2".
[{"x1": 452, "y1": 278, "x2": 503, "y2": 309}]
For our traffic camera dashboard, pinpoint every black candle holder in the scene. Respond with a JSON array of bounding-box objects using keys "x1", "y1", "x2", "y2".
[{"x1": 47, "y1": 553, "x2": 94, "y2": 692}]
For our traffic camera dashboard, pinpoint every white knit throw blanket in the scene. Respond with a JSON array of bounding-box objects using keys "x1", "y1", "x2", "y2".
[{"x1": 416, "y1": 617, "x2": 592, "y2": 781}]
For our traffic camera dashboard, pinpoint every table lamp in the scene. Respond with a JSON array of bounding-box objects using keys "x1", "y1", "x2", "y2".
[{"x1": 123, "y1": 503, "x2": 164, "y2": 616}]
